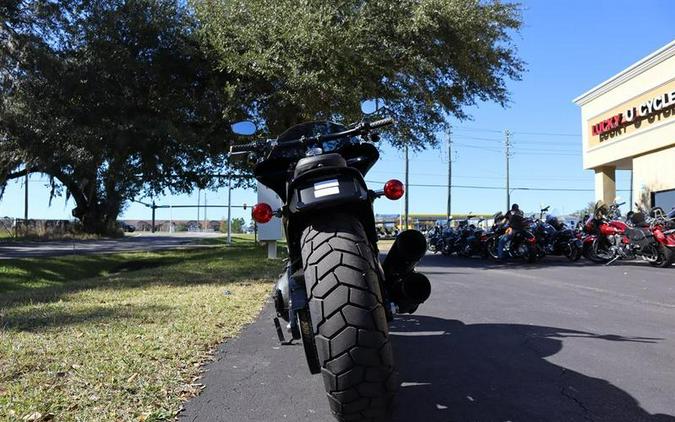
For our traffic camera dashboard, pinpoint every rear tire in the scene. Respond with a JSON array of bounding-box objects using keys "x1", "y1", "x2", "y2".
[
  {"x1": 301, "y1": 214, "x2": 396, "y2": 422},
  {"x1": 583, "y1": 238, "x2": 610, "y2": 263},
  {"x1": 649, "y1": 244, "x2": 673, "y2": 268},
  {"x1": 486, "y1": 238, "x2": 498, "y2": 260},
  {"x1": 564, "y1": 242, "x2": 582, "y2": 262}
]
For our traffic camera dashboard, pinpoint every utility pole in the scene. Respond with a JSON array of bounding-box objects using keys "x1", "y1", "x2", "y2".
[
  {"x1": 404, "y1": 144, "x2": 409, "y2": 230},
  {"x1": 504, "y1": 130, "x2": 511, "y2": 211},
  {"x1": 227, "y1": 177, "x2": 232, "y2": 244},
  {"x1": 446, "y1": 126, "x2": 452, "y2": 223},
  {"x1": 204, "y1": 191, "x2": 208, "y2": 231}
]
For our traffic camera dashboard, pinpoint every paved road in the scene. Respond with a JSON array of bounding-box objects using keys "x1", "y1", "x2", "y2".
[
  {"x1": 181, "y1": 255, "x2": 675, "y2": 422},
  {"x1": 0, "y1": 232, "x2": 223, "y2": 259}
]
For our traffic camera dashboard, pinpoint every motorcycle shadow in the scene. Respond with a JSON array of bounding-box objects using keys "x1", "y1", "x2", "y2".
[{"x1": 388, "y1": 315, "x2": 671, "y2": 422}]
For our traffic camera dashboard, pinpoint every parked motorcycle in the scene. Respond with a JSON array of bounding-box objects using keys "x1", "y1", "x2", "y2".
[
  {"x1": 533, "y1": 210, "x2": 582, "y2": 261},
  {"x1": 483, "y1": 212, "x2": 507, "y2": 260},
  {"x1": 502, "y1": 219, "x2": 541, "y2": 263},
  {"x1": 483, "y1": 212, "x2": 540, "y2": 263},
  {"x1": 457, "y1": 218, "x2": 487, "y2": 258},
  {"x1": 426, "y1": 224, "x2": 445, "y2": 253},
  {"x1": 229, "y1": 115, "x2": 431, "y2": 421},
  {"x1": 583, "y1": 201, "x2": 673, "y2": 267},
  {"x1": 440, "y1": 223, "x2": 458, "y2": 256}
]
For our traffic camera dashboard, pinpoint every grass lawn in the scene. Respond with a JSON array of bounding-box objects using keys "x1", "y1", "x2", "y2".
[{"x1": 0, "y1": 236, "x2": 283, "y2": 421}]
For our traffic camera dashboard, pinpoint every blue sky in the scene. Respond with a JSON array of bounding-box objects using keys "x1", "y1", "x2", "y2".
[{"x1": 1, "y1": 0, "x2": 673, "y2": 223}]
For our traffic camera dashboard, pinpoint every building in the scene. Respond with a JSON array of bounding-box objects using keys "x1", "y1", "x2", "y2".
[{"x1": 573, "y1": 40, "x2": 675, "y2": 212}]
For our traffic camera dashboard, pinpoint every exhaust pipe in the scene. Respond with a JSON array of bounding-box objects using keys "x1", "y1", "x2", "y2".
[
  {"x1": 383, "y1": 230, "x2": 431, "y2": 314},
  {"x1": 388, "y1": 271, "x2": 431, "y2": 314},
  {"x1": 383, "y1": 230, "x2": 427, "y2": 277}
]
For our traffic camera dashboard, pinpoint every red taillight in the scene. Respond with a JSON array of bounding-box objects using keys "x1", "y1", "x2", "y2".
[
  {"x1": 383, "y1": 179, "x2": 404, "y2": 200},
  {"x1": 252, "y1": 203, "x2": 274, "y2": 224}
]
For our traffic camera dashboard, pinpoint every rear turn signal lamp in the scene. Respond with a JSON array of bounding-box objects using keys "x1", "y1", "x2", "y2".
[
  {"x1": 252, "y1": 203, "x2": 274, "y2": 224},
  {"x1": 383, "y1": 179, "x2": 404, "y2": 200}
]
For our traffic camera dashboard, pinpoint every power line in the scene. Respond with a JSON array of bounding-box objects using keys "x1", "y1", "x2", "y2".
[
  {"x1": 366, "y1": 180, "x2": 630, "y2": 192},
  {"x1": 452, "y1": 135, "x2": 502, "y2": 143},
  {"x1": 453, "y1": 126, "x2": 580, "y2": 138},
  {"x1": 512, "y1": 131, "x2": 579, "y2": 137}
]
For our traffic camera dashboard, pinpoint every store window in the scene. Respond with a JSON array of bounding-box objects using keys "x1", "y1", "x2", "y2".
[{"x1": 652, "y1": 188, "x2": 675, "y2": 212}]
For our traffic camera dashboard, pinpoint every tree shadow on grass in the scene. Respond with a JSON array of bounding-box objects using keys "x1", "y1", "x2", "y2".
[
  {"x1": 0, "y1": 243, "x2": 283, "y2": 309},
  {"x1": 390, "y1": 315, "x2": 672, "y2": 422},
  {"x1": 1, "y1": 303, "x2": 171, "y2": 333}
]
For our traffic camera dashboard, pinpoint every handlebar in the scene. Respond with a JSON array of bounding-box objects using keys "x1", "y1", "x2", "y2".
[{"x1": 228, "y1": 117, "x2": 395, "y2": 156}]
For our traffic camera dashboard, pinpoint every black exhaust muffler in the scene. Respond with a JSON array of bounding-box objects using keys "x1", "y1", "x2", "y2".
[{"x1": 383, "y1": 230, "x2": 431, "y2": 314}]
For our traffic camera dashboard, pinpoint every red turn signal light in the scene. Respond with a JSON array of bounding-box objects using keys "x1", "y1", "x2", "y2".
[
  {"x1": 383, "y1": 179, "x2": 404, "y2": 200},
  {"x1": 252, "y1": 203, "x2": 274, "y2": 224}
]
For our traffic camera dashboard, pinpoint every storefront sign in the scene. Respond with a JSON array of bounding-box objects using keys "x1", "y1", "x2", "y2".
[{"x1": 587, "y1": 80, "x2": 675, "y2": 144}]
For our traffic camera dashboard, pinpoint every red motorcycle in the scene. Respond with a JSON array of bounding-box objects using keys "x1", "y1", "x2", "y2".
[{"x1": 583, "y1": 202, "x2": 674, "y2": 267}]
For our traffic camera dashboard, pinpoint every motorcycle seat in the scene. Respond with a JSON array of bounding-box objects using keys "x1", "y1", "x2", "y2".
[
  {"x1": 625, "y1": 227, "x2": 652, "y2": 241},
  {"x1": 294, "y1": 153, "x2": 347, "y2": 178}
]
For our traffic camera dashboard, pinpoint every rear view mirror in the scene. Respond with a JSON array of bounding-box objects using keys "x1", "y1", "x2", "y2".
[
  {"x1": 360, "y1": 99, "x2": 385, "y2": 115},
  {"x1": 231, "y1": 121, "x2": 256, "y2": 136}
]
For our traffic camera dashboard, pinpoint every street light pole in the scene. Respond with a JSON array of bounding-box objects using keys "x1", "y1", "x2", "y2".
[
  {"x1": 227, "y1": 177, "x2": 232, "y2": 244},
  {"x1": 404, "y1": 144, "x2": 409, "y2": 230},
  {"x1": 446, "y1": 126, "x2": 452, "y2": 222},
  {"x1": 505, "y1": 130, "x2": 511, "y2": 211}
]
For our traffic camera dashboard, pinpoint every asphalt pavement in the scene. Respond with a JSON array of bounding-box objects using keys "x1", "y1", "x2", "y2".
[
  {"x1": 181, "y1": 253, "x2": 675, "y2": 422},
  {"x1": 0, "y1": 232, "x2": 223, "y2": 259}
]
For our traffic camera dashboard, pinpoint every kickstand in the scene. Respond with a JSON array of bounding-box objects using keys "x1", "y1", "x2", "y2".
[
  {"x1": 605, "y1": 255, "x2": 619, "y2": 266},
  {"x1": 273, "y1": 317, "x2": 294, "y2": 345}
]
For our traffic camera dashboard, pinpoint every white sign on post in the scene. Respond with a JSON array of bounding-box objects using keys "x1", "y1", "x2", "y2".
[{"x1": 257, "y1": 182, "x2": 283, "y2": 258}]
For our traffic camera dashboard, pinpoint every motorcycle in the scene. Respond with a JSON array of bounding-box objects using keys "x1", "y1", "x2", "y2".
[
  {"x1": 533, "y1": 208, "x2": 582, "y2": 262},
  {"x1": 229, "y1": 114, "x2": 431, "y2": 421},
  {"x1": 502, "y1": 219, "x2": 541, "y2": 263},
  {"x1": 440, "y1": 222, "x2": 458, "y2": 256},
  {"x1": 426, "y1": 224, "x2": 445, "y2": 253},
  {"x1": 451, "y1": 214, "x2": 474, "y2": 256},
  {"x1": 457, "y1": 218, "x2": 487, "y2": 258},
  {"x1": 483, "y1": 212, "x2": 507, "y2": 260},
  {"x1": 583, "y1": 201, "x2": 673, "y2": 267}
]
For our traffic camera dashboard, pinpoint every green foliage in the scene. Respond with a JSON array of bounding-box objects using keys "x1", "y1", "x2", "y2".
[
  {"x1": 0, "y1": 0, "x2": 245, "y2": 233},
  {"x1": 219, "y1": 217, "x2": 246, "y2": 233},
  {"x1": 194, "y1": 0, "x2": 524, "y2": 148},
  {"x1": 1, "y1": 0, "x2": 524, "y2": 234},
  {"x1": 231, "y1": 217, "x2": 245, "y2": 233}
]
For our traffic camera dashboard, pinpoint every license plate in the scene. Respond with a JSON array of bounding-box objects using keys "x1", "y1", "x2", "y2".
[{"x1": 314, "y1": 179, "x2": 340, "y2": 198}]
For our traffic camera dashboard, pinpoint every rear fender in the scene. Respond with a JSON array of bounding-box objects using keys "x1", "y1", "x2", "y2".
[{"x1": 285, "y1": 166, "x2": 377, "y2": 263}]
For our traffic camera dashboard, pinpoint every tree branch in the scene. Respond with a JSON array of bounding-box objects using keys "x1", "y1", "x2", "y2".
[{"x1": 5, "y1": 168, "x2": 28, "y2": 180}]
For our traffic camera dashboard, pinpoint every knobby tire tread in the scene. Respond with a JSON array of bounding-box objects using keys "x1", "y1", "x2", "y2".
[{"x1": 301, "y1": 214, "x2": 396, "y2": 422}]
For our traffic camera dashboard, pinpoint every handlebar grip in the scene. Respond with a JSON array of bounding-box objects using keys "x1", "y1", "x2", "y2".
[
  {"x1": 369, "y1": 117, "x2": 395, "y2": 129},
  {"x1": 229, "y1": 142, "x2": 258, "y2": 153}
]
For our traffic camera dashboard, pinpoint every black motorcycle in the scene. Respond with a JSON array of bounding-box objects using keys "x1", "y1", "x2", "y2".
[
  {"x1": 457, "y1": 218, "x2": 487, "y2": 258},
  {"x1": 484, "y1": 212, "x2": 507, "y2": 260},
  {"x1": 426, "y1": 224, "x2": 445, "y2": 253},
  {"x1": 534, "y1": 214, "x2": 582, "y2": 261},
  {"x1": 504, "y1": 223, "x2": 541, "y2": 263},
  {"x1": 229, "y1": 116, "x2": 431, "y2": 421}
]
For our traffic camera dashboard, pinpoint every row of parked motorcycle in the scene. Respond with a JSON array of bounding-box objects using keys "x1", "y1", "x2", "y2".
[{"x1": 425, "y1": 202, "x2": 675, "y2": 267}]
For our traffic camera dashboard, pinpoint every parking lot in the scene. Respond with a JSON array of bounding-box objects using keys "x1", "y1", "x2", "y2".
[{"x1": 182, "y1": 254, "x2": 675, "y2": 422}]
